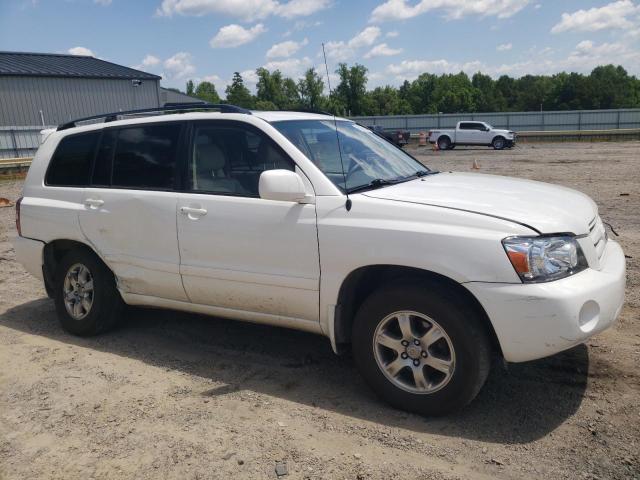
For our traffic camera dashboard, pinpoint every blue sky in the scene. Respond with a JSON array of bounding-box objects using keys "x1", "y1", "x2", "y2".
[{"x1": 2, "y1": 0, "x2": 639, "y2": 96}]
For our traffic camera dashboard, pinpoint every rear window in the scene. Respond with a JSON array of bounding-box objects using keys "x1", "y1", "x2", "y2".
[
  {"x1": 46, "y1": 132, "x2": 100, "y2": 186},
  {"x1": 111, "y1": 124, "x2": 181, "y2": 190}
]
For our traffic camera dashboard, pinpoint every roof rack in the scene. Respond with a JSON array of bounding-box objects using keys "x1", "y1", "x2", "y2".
[
  {"x1": 57, "y1": 103, "x2": 252, "y2": 131},
  {"x1": 286, "y1": 108, "x2": 333, "y2": 116}
]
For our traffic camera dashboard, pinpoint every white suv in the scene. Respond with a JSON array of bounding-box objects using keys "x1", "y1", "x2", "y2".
[{"x1": 12, "y1": 105, "x2": 626, "y2": 415}]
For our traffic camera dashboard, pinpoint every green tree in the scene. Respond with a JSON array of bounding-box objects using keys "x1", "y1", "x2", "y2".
[
  {"x1": 194, "y1": 81, "x2": 220, "y2": 104},
  {"x1": 471, "y1": 72, "x2": 506, "y2": 112},
  {"x1": 334, "y1": 63, "x2": 369, "y2": 116},
  {"x1": 588, "y1": 65, "x2": 635, "y2": 109},
  {"x1": 282, "y1": 77, "x2": 301, "y2": 109},
  {"x1": 225, "y1": 72, "x2": 254, "y2": 108},
  {"x1": 256, "y1": 68, "x2": 286, "y2": 109},
  {"x1": 431, "y1": 73, "x2": 477, "y2": 113},
  {"x1": 513, "y1": 75, "x2": 553, "y2": 111},
  {"x1": 298, "y1": 68, "x2": 325, "y2": 110},
  {"x1": 364, "y1": 86, "x2": 412, "y2": 115},
  {"x1": 186, "y1": 80, "x2": 195, "y2": 97}
]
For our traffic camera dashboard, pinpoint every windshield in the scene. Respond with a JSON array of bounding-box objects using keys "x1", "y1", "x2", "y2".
[{"x1": 272, "y1": 120, "x2": 430, "y2": 192}]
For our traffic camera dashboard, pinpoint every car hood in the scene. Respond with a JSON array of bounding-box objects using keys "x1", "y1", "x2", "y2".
[{"x1": 363, "y1": 172, "x2": 597, "y2": 234}]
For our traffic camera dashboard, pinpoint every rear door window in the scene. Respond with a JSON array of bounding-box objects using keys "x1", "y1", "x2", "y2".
[
  {"x1": 111, "y1": 123, "x2": 182, "y2": 190},
  {"x1": 45, "y1": 132, "x2": 100, "y2": 186}
]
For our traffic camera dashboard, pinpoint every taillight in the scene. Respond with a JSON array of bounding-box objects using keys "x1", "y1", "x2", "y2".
[{"x1": 16, "y1": 196, "x2": 23, "y2": 236}]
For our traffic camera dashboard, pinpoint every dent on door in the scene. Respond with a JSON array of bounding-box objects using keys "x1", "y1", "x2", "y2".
[{"x1": 78, "y1": 189, "x2": 188, "y2": 302}]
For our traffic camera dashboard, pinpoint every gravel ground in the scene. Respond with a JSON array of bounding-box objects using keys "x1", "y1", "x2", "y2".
[{"x1": 0, "y1": 142, "x2": 639, "y2": 480}]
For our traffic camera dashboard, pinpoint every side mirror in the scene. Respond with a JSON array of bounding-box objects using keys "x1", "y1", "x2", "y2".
[{"x1": 259, "y1": 170, "x2": 314, "y2": 203}]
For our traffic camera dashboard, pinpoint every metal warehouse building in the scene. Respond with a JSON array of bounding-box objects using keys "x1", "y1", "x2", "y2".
[{"x1": 0, "y1": 51, "x2": 198, "y2": 128}]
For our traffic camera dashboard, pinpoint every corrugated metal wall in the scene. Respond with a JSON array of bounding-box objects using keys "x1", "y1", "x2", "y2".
[
  {"x1": 0, "y1": 76, "x2": 161, "y2": 126},
  {"x1": 353, "y1": 108, "x2": 640, "y2": 132},
  {"x1": 159, "y1": 88, "x2": 202, "y2": 105}
]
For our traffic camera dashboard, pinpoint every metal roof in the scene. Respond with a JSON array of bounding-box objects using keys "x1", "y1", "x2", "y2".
[{"x1": 0, "y1": 51, "x2": 161, "y2": 80}]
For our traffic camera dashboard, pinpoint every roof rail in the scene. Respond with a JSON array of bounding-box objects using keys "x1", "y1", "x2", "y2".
[
  {"x1": 286, "y1": 108, "x2": 333, "y2": 116},
  {"x1": 57, "y1": 103, "x2": 252, "y2": 131}
]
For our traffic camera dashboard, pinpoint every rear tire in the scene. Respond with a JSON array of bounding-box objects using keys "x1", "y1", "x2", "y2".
[
  {"x1": 53, "y1": 248, "x2": 123, "y2": 336},
  {"x1": 437, "y1": 136, "x2": 451, "y2": 150},
  {"x1": 352, "y1": 281, "x2": 491, "y2": 416}
]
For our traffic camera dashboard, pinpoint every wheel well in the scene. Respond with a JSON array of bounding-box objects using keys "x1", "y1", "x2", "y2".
[
  {"x1": 334, "y1": 265, "x2": 502, "y2": 357},
  {"x1": 42, "y1": 240, "x2": 99, "y2": 297},
  {"x1": 492, "y1": 135, "x2": 505, "y2": 142},
  {"x1": 438, "y1": 135, "x2": 451, "y2": 144}
]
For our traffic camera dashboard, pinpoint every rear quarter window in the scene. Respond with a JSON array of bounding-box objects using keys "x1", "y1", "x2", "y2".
[{"x1": 45, "y1": 132, "x2": 100, "y2": 186}]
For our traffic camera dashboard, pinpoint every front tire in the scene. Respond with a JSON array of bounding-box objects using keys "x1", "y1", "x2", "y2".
[
  {"x1": 53, "y1": 248, "x2": 123, "y2": 336},
  {"x1": 492, "y1": 136, "x2": 506, "y2": 150},
  {"x1": 352, "y1": 281, "x2": 491, "y2": 416}
]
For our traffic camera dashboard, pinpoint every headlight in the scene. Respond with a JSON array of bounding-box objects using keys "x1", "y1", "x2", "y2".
[{"x1": 502, "y1": 235, "x2": 588, "y2": 283}]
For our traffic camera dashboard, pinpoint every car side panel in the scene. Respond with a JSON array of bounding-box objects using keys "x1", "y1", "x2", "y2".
[{"x1": 315, "y1": 194, "x2": 534, "y2": 335}]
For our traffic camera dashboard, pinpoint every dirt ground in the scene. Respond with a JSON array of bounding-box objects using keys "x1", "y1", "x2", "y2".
[{"x1": 0, "y1": 142, "x2": 638, "y2": 480}]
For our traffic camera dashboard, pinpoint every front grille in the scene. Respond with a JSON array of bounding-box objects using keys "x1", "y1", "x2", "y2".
[{"x1": 588, "y1": 215, "x2": 607, "y2": 260}]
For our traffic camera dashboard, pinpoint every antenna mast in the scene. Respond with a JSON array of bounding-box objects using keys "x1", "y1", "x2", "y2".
[{"x1": 322, "y1": 42, "x2": 351, "y2": 211}]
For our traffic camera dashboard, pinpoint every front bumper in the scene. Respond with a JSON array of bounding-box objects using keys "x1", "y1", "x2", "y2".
[
  {"x1": 464, "y1": 240, "x2": 626, "y2": 363},
  {"x1": 10, "y1": 234, "x2": 45, "y2": 281}
]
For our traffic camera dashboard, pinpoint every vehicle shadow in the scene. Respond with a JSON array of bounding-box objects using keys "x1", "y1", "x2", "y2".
[{"x1": 0, "y1": 298, "x2": 589, "y2": 444}]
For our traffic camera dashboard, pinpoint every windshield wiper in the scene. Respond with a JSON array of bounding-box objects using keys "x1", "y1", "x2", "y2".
[
  {"x1": 394, "y1": 170, "x2": 440, "y2": 183},
  {"x1": 346, "y1": 178, "x2": 395, "y2": 194}
]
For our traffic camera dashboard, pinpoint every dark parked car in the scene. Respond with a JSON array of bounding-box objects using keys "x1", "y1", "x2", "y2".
[{"x1": 367, "y1": 125, "x2": 410, "y2": 148}]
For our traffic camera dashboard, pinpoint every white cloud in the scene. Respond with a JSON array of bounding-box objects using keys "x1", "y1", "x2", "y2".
[
  {"x1": 137, "y1": 54, "x2": 161, "y2": 69},
  {"x1": 94, "y1": 0, "x2": 112, "y2": 5},
  {"x1": 284, "y1": 19, "x2": 322, "y2": 36},
  {"x1": 551, "y1": 1, "x2": 640, "y2": 33},
  {"x1": 386, "y1": 30, "x2": 399, "y2": 37},
  {"x1": 275, "y1": 0, "x2": 330, "y2": 18},
  {"x1": 496, "y1": 43, "x2": 512, "y2": 51},
  {"x1": 386, "y1": 59, "x2": 484, "y2": 80},
  {"x1": 156, "y1": 0, "x2": 330, "y2": 21},
  {"x1": 323, "y1": 26, "x2": 381, "y2": 61},
  {"x1": 68, "y1": 46, "x2": 95, "y2": 56},
  {"x1": 370, "y1": 0, "x2": 530, "y2": 23},
  {"x1": 263, "y1": 56, "x2": 313, "y2": 77},
  {"x1": 266, "y1": 38, "x2": 308, "y2": 59},
  {"x1": 240, "y1": 69, "x2": 259, "y2": 86},
  {"x1": 569, "y1": 39, "x2": 629, "y2": 60},
  {"x1": 163, "y1": 52, "x2": 196, "y2": 79},
  {"x1": 349, "y1": 26, "x2": 381, "y2": 48},
  {"x1": 364, "y1": 43, "x2": 403, "y2": 58},
  {"x1": 534, "y1": 3, "x2": 541, "y2": 9},
  {"x1": 384, "y1": 37, "x2": 640, "y2": 83},
  {"x1": 210, "y1": 23, "x2": 267, "y2": 48}
]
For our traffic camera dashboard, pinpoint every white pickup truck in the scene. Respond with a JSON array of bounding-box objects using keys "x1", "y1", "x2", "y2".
[{"x1": 429, "y1": 121, "x2": 516, "y2": 150}]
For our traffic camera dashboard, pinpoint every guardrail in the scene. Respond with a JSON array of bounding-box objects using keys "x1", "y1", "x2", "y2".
[{"x1": 0, "y1": 157, "x2": 32, "y2": 178}]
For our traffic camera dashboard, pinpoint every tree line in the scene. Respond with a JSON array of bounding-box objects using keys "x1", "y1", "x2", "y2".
[{"x1": 173, "y1": 63, "x2": 640, "y2": 116}]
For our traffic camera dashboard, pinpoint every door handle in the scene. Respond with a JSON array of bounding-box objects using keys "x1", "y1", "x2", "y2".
[
  {"x1": 84, "y1": 198, "x2": 104, "y2": 208},
  {"x1": 180, "y1": 206, "x2": 208, "y2": 217}
]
